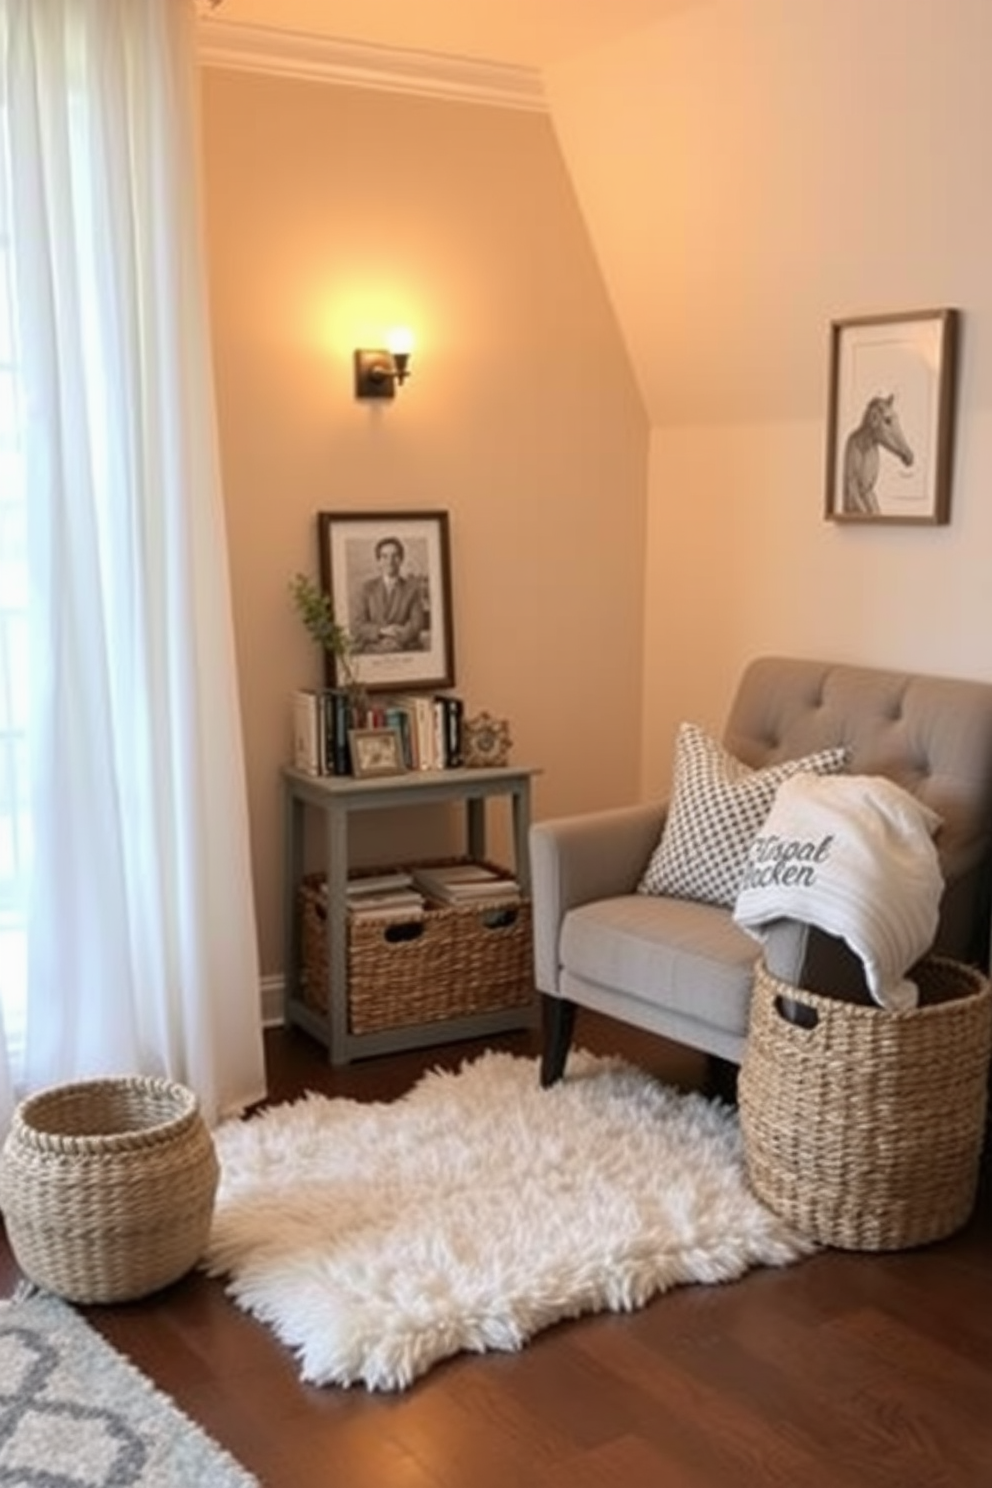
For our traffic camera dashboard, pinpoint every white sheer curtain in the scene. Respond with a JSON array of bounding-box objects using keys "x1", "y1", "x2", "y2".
[{"x1": 0, "y1": 0, "x2": 266, "y2": 1130}]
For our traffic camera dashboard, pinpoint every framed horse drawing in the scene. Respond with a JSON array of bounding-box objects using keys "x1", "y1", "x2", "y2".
[{"x1": 824, "y1": 308, "x2": 959, "y2": 525}]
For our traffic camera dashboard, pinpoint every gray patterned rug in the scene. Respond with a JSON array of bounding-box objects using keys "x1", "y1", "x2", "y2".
[{"x1": 0, "y1": 1289, "x2": 257, "y2": 1487}]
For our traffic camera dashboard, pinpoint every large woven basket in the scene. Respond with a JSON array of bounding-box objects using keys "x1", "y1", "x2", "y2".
[
  {"x1": 739, "y1": 956, "x2": 992, "y2": 1250},
  {"x1": 0, "y1": 1075, "x2": 219, "y2": 1303},
  {"x1": 300, "y1": 862, "x2": 534, "y2": 1034}
]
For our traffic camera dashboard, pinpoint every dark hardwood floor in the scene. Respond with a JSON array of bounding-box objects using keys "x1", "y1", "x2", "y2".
[{"x1": 3, "y1": 1012, "x2": 991, "y2": 1488}]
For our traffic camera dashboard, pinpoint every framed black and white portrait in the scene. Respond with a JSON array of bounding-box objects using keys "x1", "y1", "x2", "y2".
[{"x1": 318, "y1": 510, "x2": 455, "y2": 691}]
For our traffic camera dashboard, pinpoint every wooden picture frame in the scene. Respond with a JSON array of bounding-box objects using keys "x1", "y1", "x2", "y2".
[
  {"x1": 318, "y1": 510, "x2": 455, "y2": 692},
  {"x1": 824, "y1": 308, "x2": 959, "y2": 525},
  {"x1": 348, "y1": 727, "x2": 407, "y2": 779}
]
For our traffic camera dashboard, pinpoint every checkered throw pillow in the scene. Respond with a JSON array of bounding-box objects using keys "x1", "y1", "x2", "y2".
[{"x1": 638, "y1": 722, "x2": 849, "y2": 907}]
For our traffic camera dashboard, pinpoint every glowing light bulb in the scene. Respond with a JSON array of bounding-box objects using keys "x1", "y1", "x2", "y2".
[{"x1": 386, "y1": 327, "x2": 415, "y2": 357}]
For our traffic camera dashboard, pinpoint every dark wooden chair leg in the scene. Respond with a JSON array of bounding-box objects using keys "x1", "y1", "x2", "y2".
[
  {"x1": 705, "y1": 1054, "x2": 739, "y2": 1106},
  {"x1": 540, "y1": 996, "x2": 577, "y2": 1087}
]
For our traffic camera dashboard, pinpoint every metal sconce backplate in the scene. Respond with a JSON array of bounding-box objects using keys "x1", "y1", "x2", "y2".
[{"x1": 354, "y1": 349, "x2": 396, "y2": 399}]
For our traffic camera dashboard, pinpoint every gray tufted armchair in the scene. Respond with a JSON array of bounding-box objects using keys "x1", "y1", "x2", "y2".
[{"x1": 531, "y1": 656, "x2": 992, "y2": 1087}]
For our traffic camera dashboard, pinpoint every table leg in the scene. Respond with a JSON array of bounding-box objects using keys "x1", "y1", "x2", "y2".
[
  {"x1": 466, "y1": 797, "x2": 486, "y2": 862},
  {"x1": 326, "y1": 805, "x2": 350, "y2": 1064},
  {"x1": 282, "y1": 792, "x2": 306, "y2": 1015},
  {"x1": 512, "y1": 780, "x2": 532, "y2": 892}
]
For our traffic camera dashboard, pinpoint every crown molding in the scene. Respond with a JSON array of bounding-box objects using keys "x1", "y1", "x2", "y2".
[{"x1": 196, "y1": 20, "x2": 547, "y2": 113}]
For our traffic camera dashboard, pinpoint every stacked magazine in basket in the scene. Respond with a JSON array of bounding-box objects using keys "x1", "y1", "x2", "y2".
[
  {"x1": 344, "y1": 862, "x2": 521, "y2": 921},
  {"x1": 410, "y1": 861, "x2": 521, "y2": 906},
  {"x1": 345, "y1": 871, "x2": 428, "y2": 922}
]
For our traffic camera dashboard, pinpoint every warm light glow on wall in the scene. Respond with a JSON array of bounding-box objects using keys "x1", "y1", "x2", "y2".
[
  {"x1": 323, "y1": 292, "x2": 425, "y2": 358},
  {"x1": 313, "y1": 287, "x2": 438, "y2": 401}
]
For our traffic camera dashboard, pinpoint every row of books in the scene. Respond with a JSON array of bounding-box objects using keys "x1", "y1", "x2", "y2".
[
  {"x1": 315, "y1": 863, "x2": 523, "y2": 922},
  {"x1": 292, "y1": 689, "x2": 464, "y2": 777}
]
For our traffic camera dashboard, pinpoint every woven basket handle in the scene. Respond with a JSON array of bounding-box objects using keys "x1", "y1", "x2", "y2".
[
  {"x1": 480, "y1": 906, "x2": 520, "y2": 932},
  {"x1": 383, "y1": 921, "x2": 426, "y2": 945},
  {"x1": 772, "y1": 992, "x2": 820, "y2": 1030}
]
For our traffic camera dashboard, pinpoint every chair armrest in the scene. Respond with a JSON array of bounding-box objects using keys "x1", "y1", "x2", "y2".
[{"x1": 529, "y1": 803, "x2": 666, "y2": 994}]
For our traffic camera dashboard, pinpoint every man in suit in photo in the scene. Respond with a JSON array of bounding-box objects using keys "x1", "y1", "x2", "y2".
[{"x1": 351, "y1": 536, "x2": 426, "y2": 653}]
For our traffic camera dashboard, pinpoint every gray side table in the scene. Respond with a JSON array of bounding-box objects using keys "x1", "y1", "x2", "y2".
[{"x1": 282, "y1": 764, "x2": 541, "y2": 1064}]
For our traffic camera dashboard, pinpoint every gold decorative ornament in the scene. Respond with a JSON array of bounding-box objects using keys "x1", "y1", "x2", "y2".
[{"x1": 462, "y1": 712, "x2": 512, "y2": 768}]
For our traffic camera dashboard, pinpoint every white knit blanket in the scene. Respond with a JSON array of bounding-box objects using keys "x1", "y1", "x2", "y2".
[{"x1": 732, "y1": 773, "x2": 944, "y2": 1011}]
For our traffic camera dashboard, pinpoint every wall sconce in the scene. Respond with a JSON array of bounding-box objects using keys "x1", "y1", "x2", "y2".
[{"x1": 354, "y1": 328, "x2": 415, "y2": 399}]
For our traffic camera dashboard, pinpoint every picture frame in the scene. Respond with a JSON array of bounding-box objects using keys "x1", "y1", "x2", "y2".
[
  {"x1": 318, "y1": 510, "x2": 455, "y2": 692},
  {"x1": 348, "y1": 727, "x2": 407, "y2": 779},
  {"x1": 462, "y1": 712, "x2": 512, "y2": 769},
  {"x1": 824, "y1": 308, "x2": 959, "y2": 525}
]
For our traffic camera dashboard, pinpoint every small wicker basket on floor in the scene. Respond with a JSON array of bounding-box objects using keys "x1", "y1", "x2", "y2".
[
  {"x1": 739, "y1": 956, "x2": 992, "y2": 1251},
  {"x1": 0, "y1": 1075, "x2": 219, "y2": 1304}
]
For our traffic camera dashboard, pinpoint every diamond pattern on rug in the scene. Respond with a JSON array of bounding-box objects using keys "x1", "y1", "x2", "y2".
[
  {"x1": 0, "y1": 1326, "x2": 147, "y2": 1485},
  {"x1": 0, "y1": 1293, "x2": 257, "y2": 1488}
]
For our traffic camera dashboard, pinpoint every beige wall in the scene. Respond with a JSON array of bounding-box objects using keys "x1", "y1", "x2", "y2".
[
  {"x1": 547, "y1": 0, "x2": 992, "y2": 798},
  {"x1": 200, "y1": 69, "x2": 648, "y2": 977}
]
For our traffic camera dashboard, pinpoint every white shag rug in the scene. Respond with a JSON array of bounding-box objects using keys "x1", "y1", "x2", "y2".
[{"x1": 204, "y1": 1050, "x2": 813, "y2": 1392}]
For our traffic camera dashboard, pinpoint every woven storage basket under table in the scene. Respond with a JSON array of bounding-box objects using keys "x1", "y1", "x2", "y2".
[
  {"x1": 0, "y1": 1075, "x2": 219, "y2": 1304},
  {"x1": 300, "y1": 862, "x2": 534, "y2": 1034},
  {"x1": 738, "y1": 956, "x2": 992, "y2": 1251}
]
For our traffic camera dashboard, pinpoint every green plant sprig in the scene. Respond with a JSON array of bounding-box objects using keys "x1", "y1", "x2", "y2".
[
  {"x1": 288, "y1": 571, "x2": 366, "y2": 709},
  {"x1": 289, "y1": 572, "x2": 351, "y2": 658}
]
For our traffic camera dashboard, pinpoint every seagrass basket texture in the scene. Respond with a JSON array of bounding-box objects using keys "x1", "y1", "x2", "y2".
[
  {"x1": 0, "y1": 1075, "x2": 219, "y2": 1303},
  {"x1": 300, "y1": 861, "x2": 534, "y2": 1034},
  {"x1": 738, "y1": 956, "x2": 992, "y2": 1251}
]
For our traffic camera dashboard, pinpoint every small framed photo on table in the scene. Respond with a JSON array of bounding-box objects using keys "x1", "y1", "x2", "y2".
[
  {"x1": 318, "y1": 510, "x2": 455, "y2": 692},
  {"x1": 348, "y1": 727, "x2": 407, "y2": 779}
]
